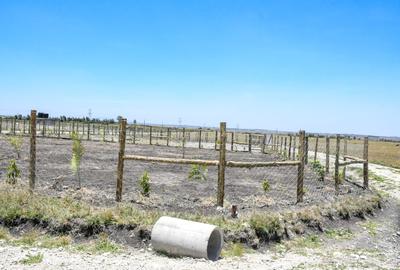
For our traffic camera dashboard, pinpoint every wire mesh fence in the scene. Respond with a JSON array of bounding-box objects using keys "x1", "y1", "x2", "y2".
[{"x1": 0, "y1": 115, "x2": 371, "y2": 216}]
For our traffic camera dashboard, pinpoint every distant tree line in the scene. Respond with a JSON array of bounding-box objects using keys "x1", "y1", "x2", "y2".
[{"x1": 9, "y1": 114, "x2": 118, "y2": 124}]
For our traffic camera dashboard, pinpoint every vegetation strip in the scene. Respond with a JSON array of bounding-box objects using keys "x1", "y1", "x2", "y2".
[{"x1": 0, "y1": 185, "x2": 383, "y2": 249}]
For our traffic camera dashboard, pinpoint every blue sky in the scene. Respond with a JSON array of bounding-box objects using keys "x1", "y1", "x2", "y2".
[{"x1": 0, "y1": 1, "x2": 399, "y2": 136}]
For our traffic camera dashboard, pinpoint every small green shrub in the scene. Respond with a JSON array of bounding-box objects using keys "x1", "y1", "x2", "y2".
[
  {"x1": 262, "y1": 179, "x2": 270, "y2": 192},
  {"x1": 188, "y1": 165, "x2": 207, "y2": 181},
  {"x1": 310, "y1": 160, "x2": 325, "y2": 181},
  {"x1": 139, "y1": 171, "x2": 150, "y2": 197},
  {"x1": 19, "y1": 253, "x2": 43, "y2": 265},
  {"x1": 221, "y1": 243, "x2": 245, "y2": 257},
  {"x1": 6, "y1": 159, "x2": 20, "y2": 185},
  {"x1": 6, "y1": 136, "x2": 23, "y2": 159},
  {"x1": 71, "y1": 131, "x2": 84, "y2": 189}
]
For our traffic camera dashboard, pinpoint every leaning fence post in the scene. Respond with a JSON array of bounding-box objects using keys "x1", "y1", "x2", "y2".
[
  {"x1": 217, "y1": 122, "x2": 227, "y2": 207},
  {"x1": 297, "y1": 130, "x2": 305, "y2": 203},
  {"x1": 29, "y1": 110, "x2": 37, "y2": 193},
  {"x1": 116, "y1": 118, "x2": 127, "y2": 202},
  {"x1": 363, "y1": 137, "x2": 369, "y2": 189},
  {"x1": 334, "y1": 135, "x2": 340, "y2": 193},
  {"x1": 325, "y1": 136, "x2": 330, "y2": 176}
]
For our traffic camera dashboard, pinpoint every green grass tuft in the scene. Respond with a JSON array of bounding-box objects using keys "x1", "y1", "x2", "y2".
[{"x1": 19, "y1": 253, "x2": 43, "y2": 265}]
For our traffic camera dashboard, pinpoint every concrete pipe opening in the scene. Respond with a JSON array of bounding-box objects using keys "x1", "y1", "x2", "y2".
[{"x1": 151, "y1": 216, "x2": 223, "y2": 261}]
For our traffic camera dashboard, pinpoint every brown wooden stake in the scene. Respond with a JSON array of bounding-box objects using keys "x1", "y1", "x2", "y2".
[
  {"x1": 325, "y1": 136, "x2": 330, "y2": 176},
  {"x1": 292, "y1": 136, "x2": 297, "y2": 160},
  {"x1": 217, "y1": 122, "x2": 227, "y2": 207},
  {"x1": 334, "y1": 135, "x2": 340, "y2": 193},
  {"x1": 363, "y1": 137, "x2": 369, "y2": 189},
  {"x1": 314, "y1": 136, "x2": 319, "y2": 162},
  {"x1": 297, "y1": 130, "x2": 305, "y2": 203},
  {"x1": 29, "y1": 110, "x2": 37, "y2": 193},
  {"x1": 23, "y1": 119, "x2": 26, "y2": 134},
  {"x1": 288, "y1": 135, "x2": 292, "y2": 159},
  {"x1": 0, "y1": 117, "x2": 2, "y2": 134},
  {"x1": 116, "y1": 118, "x2": 127, "y2": 202}
]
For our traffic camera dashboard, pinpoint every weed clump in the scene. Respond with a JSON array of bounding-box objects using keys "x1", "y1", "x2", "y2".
[
  {"x1": 6, "y1": 136, "x2": 23, "y2": 159},
  {"x1": 250, "y1": 213, "x2": 283, "y2": 242},
  {"x1": 188, "y1": 164, "x2": 207, "y2": 181},
  {"x1": 71, "y1": 131, "x2": 84, "y2": 189},
  {"x1": 139, "y1": 171, "x2": 150, "y2": 197},
  {"x1": 6, "y1": 159, "x2": 20, "y2": 185},
  {"x1": 310, "y1": 160, "x2": 325, "y2": 181},
  {"x1": 19, "y1": 253, "x2": 43, "y2": 265},
  {"x1": 262, "y1": 179, "x2": 270, "y2": 193}
]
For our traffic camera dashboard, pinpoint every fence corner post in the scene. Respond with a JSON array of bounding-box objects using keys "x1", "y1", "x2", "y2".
[
  {"x1": 363, "y1": 136, "x2": 369, "y2": 189},
  {"x1": 297, "y1": 130, "x2": 305, "y2": 203},
  {"x1": 116, "y1": 118, "x2": 127, "y2": 202},
  {"x1": 29, "y1": 110, "x2": 37, "y2": 193},
  {"x1": 217, "y1": 122, "x2": 227, "y2": 207}
]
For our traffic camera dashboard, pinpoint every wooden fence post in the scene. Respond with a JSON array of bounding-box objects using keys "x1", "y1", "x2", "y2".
[
  {"x1": 116, "y1": 118, "x2": 127, "y2": 202},
  {"x1": 305, "y1": 136, "x2": 309, "y2": 164},
  {"x1": 297, "y1": 130, "x2": 305, "y2": 203},
  {"x1": 217, "y1": 122, "x2": 227, "y2": 207},
  {"x1": 182, "y1": 128, "x2": 186, "y2": 158},
  {"x1": 87, "y1": 122, "x2": 90, "y2": 140},
  {"x1": 166, "y1": 128, "x2": 170, "y2": 146},
  {"x1": 314, "y1": 136, "x2": 319, "y2": 162},
  {"x1": 288, "y1": 135, "x2": 292, "y2": 159},
  {"x1": 292, "y1": 136, "x2": 296, "y2": 160},
  {"x1": 133, "y1": 122, "x2": 137, "y2": 144},
  {"x1": 214, "y1": 130, "x2": 218, "y2": 150},
  {"x1": 23, "y1": 119, "x2": 26, "y2": 134},
  {"x1": 12, "y1": 118, "x2": 16, "y2": 135},
  {"x1": 334, "y1": 135, "x2": 340, "y2": 193},
  {"x1": 363, "y1": 137, "x2": 369, "y2": 189},
  {"x1": 198, "y1": 128, "x2": 202, "y2": 149},
  {"x1": 149, "y1": 126, "x2": 153, "y2": 145},
  {"x1": 57, "y1": 120, "x2": 61, "y2": 138},
  {"x1": 325, "y1": 136, "x2": 330, "y2": 175},
  {"x1": 0, "y1": 117, "x2": 2, "y2": 134},
  {"x1": 29, "y1": 110, "x2": 37, "y2": 193},
  {"x1": 262, "y1": 134, "x2": 267, "y2": 154},
  {"x1": 343, "y1": 137, "x2": 348, "y2": 179},
  {"x1": 231, "y1": 132, "x2": 234, "y2": 151},
  {"x1": 248, "y1": 133, "x2": 252, "y2": 152},
  {"x1": 284, "y1": 137, "x2": 287, "y2": 158},
  {"x1": 280, "y1": 136, "x2": 283, "y2": 154},
  {"x1": 42, "y1": 119, "x2": 46, "y2": 136}
]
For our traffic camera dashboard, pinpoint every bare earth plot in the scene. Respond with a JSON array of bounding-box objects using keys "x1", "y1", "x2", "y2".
[{"x1": 0, "y1": 136, "x2": 399, "y2": 269}]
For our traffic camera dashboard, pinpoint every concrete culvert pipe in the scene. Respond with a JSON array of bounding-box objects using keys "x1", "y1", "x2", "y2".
[{"x1": 151, "y1": 216, "x2": 223, "y2": 261}]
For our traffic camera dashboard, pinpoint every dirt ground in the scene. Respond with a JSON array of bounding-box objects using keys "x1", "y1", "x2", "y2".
[{"x1": 0, "y1": 136, "x2": 366, "y2": 215}]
